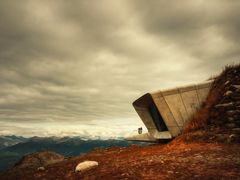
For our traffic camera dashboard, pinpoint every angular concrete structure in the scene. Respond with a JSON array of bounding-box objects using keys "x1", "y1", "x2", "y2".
[{"x1": 127, "y1": 81, "x2": 213, "y2": 142}]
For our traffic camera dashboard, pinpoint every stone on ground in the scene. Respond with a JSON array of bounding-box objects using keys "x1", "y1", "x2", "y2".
[{"x1": 75, "y1": 161, "x2": 99, "y2": 172}]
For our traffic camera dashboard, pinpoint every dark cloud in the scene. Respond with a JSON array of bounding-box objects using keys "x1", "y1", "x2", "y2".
[
  {"x1": 129, "y1": 0, "x2": 240, "y2": 63},
  {"x1": 0, "y1": 0, "x2": 239, "y2": 137}
]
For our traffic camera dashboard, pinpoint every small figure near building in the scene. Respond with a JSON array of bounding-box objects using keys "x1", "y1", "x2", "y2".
[{"x1": 138, "y1": 127, "x2": 143, "y2": 134}]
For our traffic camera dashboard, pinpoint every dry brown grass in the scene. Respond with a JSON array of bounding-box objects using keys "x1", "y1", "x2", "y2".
[
  {"x1": 184, "y1": 64, "x2": 240, "y2": 133},
  {"x1": 2, "y1": 142, "x2": 240, "y2": 180}
]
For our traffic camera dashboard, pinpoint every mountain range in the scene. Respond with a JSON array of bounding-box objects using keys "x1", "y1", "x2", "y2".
[{"x1": 0, "y1": 135, "x2": 146, "y2": 173}]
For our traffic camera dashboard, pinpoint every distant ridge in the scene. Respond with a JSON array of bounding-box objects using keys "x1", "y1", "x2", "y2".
[{"x1": 0, "y1": 136, "x2": 145, "y2": 172}]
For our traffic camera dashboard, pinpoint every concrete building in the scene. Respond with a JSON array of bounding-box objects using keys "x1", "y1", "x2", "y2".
[{"x1": 127, "y1": 81, "x2": 213, "y2": 142}]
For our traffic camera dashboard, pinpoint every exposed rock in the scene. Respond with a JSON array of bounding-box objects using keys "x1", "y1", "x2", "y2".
[
  {"x1": 75, "y1": 161, "x2": 98, "y2": 173},
  {"x1": 14, "y1": 151, "x2": 64, "y2": 169},
  {"x1": 224, "y1": 80, "x2": 230, "y2": 85},
  {"x1": 224, "y1": 91, "x2": 233, "y2": 96},
  {"x1": 37, "y1": 167, "x2": 45, "y2": 171},
  {"x1": 228, "y1": 134, "x2": 238, "y2": 143},
  {"x1": 227, "y1": 110, "x2": 237, "y2": 116},
  {"x1": 215, "y1": 102, "x2": 234, "y2": 108},
  {"x1": 232, "y1": 128, "x2": 240, "y2": 132},
  {"x1": 232, "y1": 85, "x2": 240, "y2": 89},
  {"x1": 183, "y1": 64, "x2": 240, "y2": 144}
]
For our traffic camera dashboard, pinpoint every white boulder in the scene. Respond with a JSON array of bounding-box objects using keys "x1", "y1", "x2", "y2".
[
  {"x1": 37, "y1": 166, "x2": 45, "y2": 171},
  {"x1": 75, "y1": 161, "x2": 98, "y2": 172}
]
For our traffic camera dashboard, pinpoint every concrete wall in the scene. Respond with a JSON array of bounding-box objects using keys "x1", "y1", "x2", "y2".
[
  {"x1": 152, "y1": 81, "x2": 212, "y2": 137},
  {"x1": 134, "y1": 107, "x2": 157, "y2": 134},
  {"x1": 128, "y1": 81, "x2": 212, "y2": 141}
]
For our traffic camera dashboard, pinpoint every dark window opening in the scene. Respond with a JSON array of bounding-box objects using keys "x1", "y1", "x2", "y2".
[{"x1": 148, "y1": 103, "x2": 168, "y2": 131}]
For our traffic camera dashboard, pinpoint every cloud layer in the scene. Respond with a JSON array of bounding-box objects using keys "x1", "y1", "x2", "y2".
[{"x1": 0, "y1": 0, "x2": 239, "y2": 137}]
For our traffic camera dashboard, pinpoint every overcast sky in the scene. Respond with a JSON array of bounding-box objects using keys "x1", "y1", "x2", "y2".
[{"x1": 0, "y1": 0, "x2": 239, "y2": 138}]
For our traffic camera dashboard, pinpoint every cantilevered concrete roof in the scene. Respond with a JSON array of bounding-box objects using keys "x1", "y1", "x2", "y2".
[{"x1": 127, "y1": 81, "x2": 213, "y2": 142}]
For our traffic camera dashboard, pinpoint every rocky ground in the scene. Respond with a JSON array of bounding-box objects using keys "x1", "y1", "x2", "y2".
[
  {"x1": 14, "y1": 151, "x2": 64, "y2": 169},
  {"x1": 1, "y1": 142, "x2": 240, "y2": 180},
  {"x1": 181, "y1": 64, "x2": 240, "y2": 143},
  {"x1": 1, "y1": 64, "x2": 240, "y2": 180}
]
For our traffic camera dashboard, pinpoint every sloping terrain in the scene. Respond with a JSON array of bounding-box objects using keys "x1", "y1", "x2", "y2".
[
  {"x1": 13, "y1": 151, "x2": 64, "y2": 169},
  {"x1": 1, "y1": 64, "x2": 240, "y2": 180},
  {"x1": 0, "y1": 136, "x2": 27, "y2": 150},
  {"x1": 180, "y1": 64, "x2": 240, "y2": 143},
  {"x1": 1, "y1": 143, "x2": 239, "y2": 180},
  {"x1": 0, "y1": 136, "x2": 144, "y2": 172}
]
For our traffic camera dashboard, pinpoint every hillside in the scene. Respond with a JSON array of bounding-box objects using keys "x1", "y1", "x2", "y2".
[
  {"x1": 14, "y1": 151, "x2": 64, "y2": 169},
  {"x1": 180, "y1": 64, "x2": 240, "y2": 143},
  {"x1": 1, "y1": 64, "x2": 240, "y2": 180},
  {"x1": 0, "y1": 136, "x2": 27, "y2": 150},
  {"x1": 0, "y1": 136, "x2": 145, "y2": 173}
]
